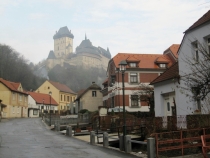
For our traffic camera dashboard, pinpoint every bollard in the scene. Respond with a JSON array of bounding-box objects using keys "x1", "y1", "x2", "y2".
[
  {"x1": 66, "y1": 126, "x2": 72, "y2": 137},
  {"x1": 57, "y1": 123, "x2": 60, "y2": 131},
  {"x1": 90, "y1": 131, "x2": 95, "y2": 145},
  {"x1": 207, "y1": 152, "x2": 210, "y2": 158},
  {"x1": 119, "y1": 135, "x2": 124, "y2": 151},
  {"x1": 125, "y1": 135, "x2": 131, "y2": 153},
  {"x1": 147, "y1": 137, "x2": 155, "y2": 158},
  {"x1": 103, "y1": 132, "x2": 109, "y2": 147}
]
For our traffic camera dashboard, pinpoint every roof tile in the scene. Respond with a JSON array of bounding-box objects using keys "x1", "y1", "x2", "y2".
[
  {"x1": 150, "y1": 62, "x2": 179, "y2": 85},
  {"x1": 28, "y1": 91, "x2": 58, "y2": 105},
  {"x1": 185, "y1": 10, "x2": 210, "y2": 33},
  {"x1": 49, "y1": 80, "x2": 76, "y2": 94}
]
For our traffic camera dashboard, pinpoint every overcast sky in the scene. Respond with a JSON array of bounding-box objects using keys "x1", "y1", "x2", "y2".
[{"x1": 0, "y1": 0, "x2": 209, "y2": 64}]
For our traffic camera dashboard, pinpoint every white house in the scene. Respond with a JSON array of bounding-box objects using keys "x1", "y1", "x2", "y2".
[
  {"x1": 28, "y1": 91, "x2": 58, "y2": 117},
  {"x1": 151, "y1": 10, "x2": 210, "y2": 118}
]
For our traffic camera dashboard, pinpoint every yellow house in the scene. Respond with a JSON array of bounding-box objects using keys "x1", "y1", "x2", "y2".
[
  {"x1": 36, "y1": 80, "x2": 77, "y2": 113},
  {"x1": 75, "y1": 82, "x2": 103, "y2": 112},
  {"x1": 0, "y1": 78, "x2": 28, "y2": 118}
]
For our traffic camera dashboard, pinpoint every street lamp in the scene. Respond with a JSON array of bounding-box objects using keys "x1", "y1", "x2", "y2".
[
  {"x1": 119, "y1": 60, "x2": 127, "y2": 147},
  {"x1": 49, "y1": 91, "x2": 52, "y2": 126}
]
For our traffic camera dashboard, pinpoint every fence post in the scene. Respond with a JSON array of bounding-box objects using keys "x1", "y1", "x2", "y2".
[
  {"x1": 57, "y1": 122, "x2": 60, "y2": 131},
  {"x1": 103, "y1": 132, "x2": 109, "y2": 147},
  {"x1": 147, "y1": 137, "x2": 155, "y2": 158},
  {"x1": 66, "y1": 126, "x2": 72, "y2": 137},
  {"x1": 119, "y1": 135, "x2": 124, "y2": 151},
  {"x1": 90, "y1": 131, "x2": 95, "y2": 145},
  {"x1": 125, "y1": 135, "x2": 131, "y2": 153}
]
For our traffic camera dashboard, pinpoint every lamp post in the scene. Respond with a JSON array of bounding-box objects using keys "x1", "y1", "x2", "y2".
[
  {"x1": 119, "y1": 60, "x2": 127, "y2": 148},
  {"x1": 49, "y1": 91, "x2": 52, "y2": 126}
]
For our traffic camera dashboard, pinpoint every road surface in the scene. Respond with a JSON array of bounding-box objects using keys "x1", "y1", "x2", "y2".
[{"x1": 0, "y1": 118, "x2": 138, "y2": 158}]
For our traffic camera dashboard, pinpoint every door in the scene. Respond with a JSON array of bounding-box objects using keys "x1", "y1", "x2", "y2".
[{"x1": 164, "y1": 98, "x2": 172, "y2": 116}]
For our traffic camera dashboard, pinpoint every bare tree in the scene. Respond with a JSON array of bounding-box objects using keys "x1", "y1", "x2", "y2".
[
  {"x1": 180, "y1": 40, "x2": 210, "y2": 112},
  {"x1": 132, "y1": 83, "x2": 154, "y2": 115}
]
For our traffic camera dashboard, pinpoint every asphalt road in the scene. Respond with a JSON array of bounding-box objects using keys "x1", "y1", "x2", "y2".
[{"x1": 0, "y1": 118, "x2": 138, "y2": 158}]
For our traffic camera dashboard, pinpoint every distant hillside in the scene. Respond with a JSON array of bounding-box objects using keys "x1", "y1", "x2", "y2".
[
  {"x1": 0, "y1": 43, "x2": 107, "y2": 92},
  {"x1": 48, "y1": 64, "x2": 107, "y2": 92},
  {"x1": 0, "y1": 44, "x2": 45, "y2": 91}
]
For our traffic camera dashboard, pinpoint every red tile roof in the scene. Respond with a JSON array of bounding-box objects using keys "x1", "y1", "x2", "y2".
[
  {"x1": 48, "y1": 80, "x2": 76, "y2": 94},
  {"x1": 169, "y1": 44, "x2": 179, "y2": 58},
  {"x1": 75, "y1": 83, "x2": 101, "y2": 101},
  {"x1": 150, "y1": 62, "x2": 179, "y2": 85},
  {"x1": 102, "y1": 78, "x2": 108, "y2": 85},
  {"x1": 185, "y1": 10, "x2": 210, "y2": 33},
  {"x1": 0, "y1": 78, "x2": 27, "y2": 95},
  {"x1": 155, "y1": 55, "x2": 170, "y2": 63},
  {"x1": 112, "y1": 53, "x2": 173, "y2": 69},
  {"x1": 28, "y1": 91, "x2": 58, "y2": 105}
]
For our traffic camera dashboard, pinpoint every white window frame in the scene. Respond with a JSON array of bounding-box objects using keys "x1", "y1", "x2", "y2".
[
  {"x1": 193, "y1": 42, "x2": 199, "y2": 62},
  {"x1": 19, "y1": 94, "x2": 22, "y2": 101},
  {"x1": 92, "y1": 91, "x2": 97, "y2": 97},
  {"x1": 159, "y1": 64, "x2": 166, "y2": 68},
  {"x1": 129, "y1": 72, "x2": 138, "y2": 83},
  {"x1": 130, "y1": 63, "x2": 136, "y2": 67},
  {"x1": 130, "y1": 95, "x2": 139, "y2": 108}
]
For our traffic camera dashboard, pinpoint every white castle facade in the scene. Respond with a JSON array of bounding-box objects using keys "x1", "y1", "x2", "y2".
[{"x1": 46, "y1": 26, "x2": 111, "y2": 70}]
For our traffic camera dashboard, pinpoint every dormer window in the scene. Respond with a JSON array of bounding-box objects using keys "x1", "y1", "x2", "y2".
[
  {"x1": 129, "y1": 63, "x2": 137, "y2": 67},
  {"x1": 159, "y1": 64, "x2": 166, "y2": 68}
]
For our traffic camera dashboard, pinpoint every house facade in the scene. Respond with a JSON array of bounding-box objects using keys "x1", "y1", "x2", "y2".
[
  {"x1": 36, "y1": 80, "x2": 77, "y2": 113},
  {"x1": 101, "y1": 51, "x2": 176, "y2": 112},
  {"x1": 28, "y1": 91, "x2": 58, "y2": 117},
  {"x1": 75, "y1": 82, "x2": 103, "y2": 112},
  {"x1": 151, "y1": 10, "x2": 210, "y2": 118},
  {"x1": 0, "y1": 78, "x2": 28, "y2": 118},
  {"x1": 150, "y1": 62, "x2": 179, "y2": 117},
  {"x1": 178, "y1": 10, "x2": 210, "y2": 115}
]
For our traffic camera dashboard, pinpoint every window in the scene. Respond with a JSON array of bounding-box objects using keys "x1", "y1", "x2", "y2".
[
  {"x1": 33, "y1": 110, "x2": 38, "y2": 115},
  {"x1": 207, "y1": 38, "x2": 210, "y2": 54},
  {"x1": 111, "y1": 75, "x2": 116, "y2": 85},
  {"x1": 193, "y1": 42, "x2": 199, "y2": 61},
  {"x1": 131, "y1": 95, "x2": 139, "y2": 107},
  {"x1": 92, "y1": 91, "x2": 97, "y2": 97},
  {"x1": 60, "y1": 95, "x2": 62, "y2": 101},
  {"x1": 167, "y1": 102, "x2": 170, "y2": 111},
  {"x1": 192, "y1": 87, "x2": 201, "y2": 111},
  {"x1": 159, "y1": 64, "x2": 166, "y2": 68},
  {"x1": 111, "y1": 96, "x2": 115, "y2": 108},
  {"x1": 12, "y1": 92, "x2": 15, "y2": 100},
  {"x1": 67, "y1": 96, "x2": 70, "y2": 102},
  {"x1": 103, "y1": 100, "x2": 107, "y2": 107},
  {"x1": 130, "y1": 73, "x2": 138, "y2": 83},
  {"x1": 64, "y1": 95, "x2": 66, "y2": 101},
  {"x1": 130, "y1": 63, "x2": 136, "y2": 67},
  {"x1": 19, "y1": 94, "x2": 22, "y2": 101}
]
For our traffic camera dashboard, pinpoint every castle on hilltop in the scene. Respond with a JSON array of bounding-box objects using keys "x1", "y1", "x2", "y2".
[{"x1": 46, "y1": 26, "x2": 111, "y2": 70}]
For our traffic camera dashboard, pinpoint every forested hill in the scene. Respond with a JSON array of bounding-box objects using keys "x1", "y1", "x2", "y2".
[
  {"x1": 0, "y1": 44, "x2": 45, "y2": 91},
  {"x1": 0, "y1": 44, "x2": 107, "y2": 92},
  {"x1": 48, "y1": 64, "x2": 107, "y2": 92}
]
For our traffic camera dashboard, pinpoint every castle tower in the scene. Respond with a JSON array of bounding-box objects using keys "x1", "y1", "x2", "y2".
[{"x1": 53, "y1": 26, "x2": 74, "y2": 58}]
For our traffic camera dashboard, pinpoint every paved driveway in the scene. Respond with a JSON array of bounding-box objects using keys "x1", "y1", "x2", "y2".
[{"x1": 0, "y1": 118, "x2": 138, "y2": 158}]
